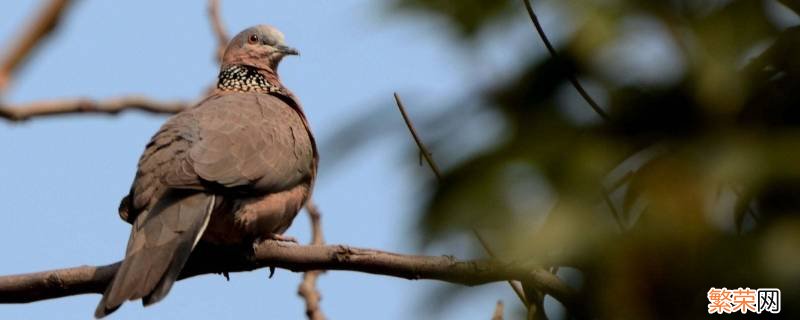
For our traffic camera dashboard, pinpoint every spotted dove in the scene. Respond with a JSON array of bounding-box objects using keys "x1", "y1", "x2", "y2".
[{"x1": 95, "y1": 25, "x2": 317, "y2": 317}]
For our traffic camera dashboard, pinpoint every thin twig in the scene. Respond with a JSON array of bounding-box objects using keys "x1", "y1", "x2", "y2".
[
  {"x1": 393, "y1": 93, "x2": 542, "y2": 311},
  {"x1": 492, "y1": 300, "x2": 505, "y2": 320},
  {"x1": 472, "y1": 229, "x2": 528, "y2": 305},
  {"x1": 520, "y1": 0, "x2": 610, "y2": 121},
  {"x1": 0, "y1": 0, "x2": 75, "y2": 93},
  {"x1": 298, "y1": 201, "x2": 327, "y2": 320},
  {"x1": 393, "y1": 92, "x2": 443, "y2": 181},
  {"x1": 207, "y1": 0, "x2": 230, "y2": 63},
  {"x1": 0, "y1": 96, "x2": 188, "y2": 121},
  {"x1": 0, "y1": 241, "x2": 581, "y2": 313}
]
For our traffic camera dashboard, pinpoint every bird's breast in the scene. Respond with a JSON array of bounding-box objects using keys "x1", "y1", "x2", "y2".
[{"x1": 201, "y1": 182, "x2": 310, "y2": 245}]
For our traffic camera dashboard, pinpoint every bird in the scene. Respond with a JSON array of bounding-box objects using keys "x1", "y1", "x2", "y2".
[{"x1": 94, "y1": 25, "x2": 317, "y2": 318}]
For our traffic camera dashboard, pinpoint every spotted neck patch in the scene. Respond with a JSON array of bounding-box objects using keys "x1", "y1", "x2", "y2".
[{"x1": 217, "y1": 65, "x2": 281, "y2": 93}]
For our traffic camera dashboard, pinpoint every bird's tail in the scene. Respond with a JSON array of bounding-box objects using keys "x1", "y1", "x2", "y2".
[{"x1": 95, "y1": 191, "x2": 215, "y2": 318}]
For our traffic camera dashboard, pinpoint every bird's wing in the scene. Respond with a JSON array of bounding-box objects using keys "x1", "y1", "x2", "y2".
[
  {"x1": 124, "y1": 92, "x2": 314, "y2": 221},
  {"x1": 124, "y1": 113, "x2": 203, "y2": 221},
  {"x1": 186, "y1": 93, "x2": 314, "y2": 192},
  {"x1": 96, "y1": 191, "x2": 215, "y2": 317}
]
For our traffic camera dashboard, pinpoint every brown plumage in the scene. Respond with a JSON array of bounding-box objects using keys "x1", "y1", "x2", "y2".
[{"x1": 96, "y1": 25, "x2": 317, "y2": 318}]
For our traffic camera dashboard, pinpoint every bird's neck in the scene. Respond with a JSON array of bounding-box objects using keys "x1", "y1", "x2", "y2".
[{"x1": 216, "y1": 65, "x2": 284, "y2": 93}]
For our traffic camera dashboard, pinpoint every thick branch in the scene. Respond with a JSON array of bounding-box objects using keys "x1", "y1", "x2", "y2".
[
  {"x1": 0, "y1": 96, "x2": 188, "y2": 121},
  {"x1": 0, "y1": 242, "x2": 579, "y2": 312},
  {"x1": 0, "y1": 0, "x2": 75, "y2": 92}
]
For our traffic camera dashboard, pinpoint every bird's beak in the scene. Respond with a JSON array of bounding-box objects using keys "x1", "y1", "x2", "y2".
[{"x1": 276, "y1": 45, "x2": 299, "y2": 56}]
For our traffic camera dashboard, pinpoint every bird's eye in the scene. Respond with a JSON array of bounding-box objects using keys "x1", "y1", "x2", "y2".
[{"x1": 248, "y1": 34, "x2": 259, "y2": 44}]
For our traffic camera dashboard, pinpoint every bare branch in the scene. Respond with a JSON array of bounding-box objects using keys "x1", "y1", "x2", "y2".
[
  {"x1": 393, "y1": 92, "x2": 443, "y2": 181},
  {"x1": 298, "y1": 201, "x2": 327, "y2": 320},
  {"x1": 0, "y1": 96, "x2": 188, "y2": 121},
  {"x1": 0, "y1": 242, "x2": 580, "y2": 313},
  {"x1": 0, "y1": 0, "x2": 75, "y2": 93},
  {"x1": 207, "y1": 0, "x2": 230, "y2": 64},
  {"x1": 492, "y1": 300, "x2": 504, "y2": 320},
  {"x1": 520, "y1": 0, "x2": 610, "y2": 122}
]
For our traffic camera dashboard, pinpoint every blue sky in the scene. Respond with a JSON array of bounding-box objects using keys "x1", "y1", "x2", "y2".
[{"x1": 0, "y1": 1, "x2": 549, "y2": 319}]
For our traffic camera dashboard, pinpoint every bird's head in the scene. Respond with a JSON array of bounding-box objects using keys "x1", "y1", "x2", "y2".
[{"x1": 221, "y1": 25, "x2": 298, "y2": 73}]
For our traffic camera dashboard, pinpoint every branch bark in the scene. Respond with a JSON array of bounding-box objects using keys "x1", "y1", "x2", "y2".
[
  {"x1": 0, "y1": 96, "x2": 188, "y2": 121},
  {"x1": 0, "y1": 241, "x2": 579, "y2": 313}
]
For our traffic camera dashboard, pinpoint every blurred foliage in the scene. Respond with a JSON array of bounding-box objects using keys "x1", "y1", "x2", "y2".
[
  {"x1": 362, "y1": 0, "x2": 800, "y2": 318},
  {"x1": 393, "y1": 0, "x2": 515, "y2": 36}
]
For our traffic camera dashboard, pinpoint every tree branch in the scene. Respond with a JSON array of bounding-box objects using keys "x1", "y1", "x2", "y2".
[
  {"x1": 0, "y1": 241, "x2": 580, "y2": 313},
  {"x1": 298, "y1": 201, "x2": 327, "y2": 320},
  {"x1": 393, "y1": 92, "x2": 443, "y2": 181},
  {"x1": 207, "y1": 0, "x2": 230, "y2": 64},
  {"x1": 0, "y1": 96, "x2": 188, "y2": 121},
  {"x1": 0, "y1": 0, "x2": 230, "y2": 123},
  {"x1": 520, "y1": 0, "x2": 609, "y2": 121},
  {"x1": 0, "y1": 0, "x2": 75, "y2": 93}
]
